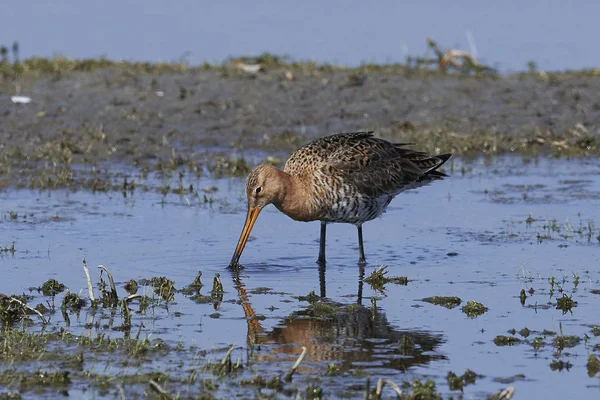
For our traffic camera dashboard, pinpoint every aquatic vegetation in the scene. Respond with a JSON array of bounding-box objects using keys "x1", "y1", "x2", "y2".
[
  {"x1": 461, "y1": 301, "x2": 488, "y2": 318},
  {"x1": 39, "y1": 279, "x2": 66, "y2": 297},
  {"x1": 422, "y1": 296, "x2": 462, "y2": 309},
  {"x1": 446, "y1": 369, "x2": 481, "y2": 392},
  {"x1": 494, "y1": 336, "x2": 521, "y2": 346},
  {"x1": 401, "y1": 378, "x2": 442, "y2": 400},
  {"x1": 139, "y1": 276, "x2": 176, "y2": 302},
  {"x1": 0, "y1": 242, "x2": 15, "y2": 254},
  {"x1": 364, "y1": 266, "x2": 409, "y2": 292},
  {"x1": 555, "y1": 294, "x2": 576, "y2": 313},
  {"x1": 552, "y1": 335, "x2": 580, "y2": 351},
  {"x1": 587, "y1": 355, "x2": 600, "y2": 377},
  {"x1": 207, "y1": 157, "x2": 251, "y2": 178}
]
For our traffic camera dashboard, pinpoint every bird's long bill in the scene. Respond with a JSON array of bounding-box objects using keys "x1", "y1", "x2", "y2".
[{"x1": 229, "y1": 207, "x2": 261, "y2": 267}]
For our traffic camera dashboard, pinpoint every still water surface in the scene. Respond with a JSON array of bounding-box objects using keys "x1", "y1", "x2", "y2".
[{"x1": 2, "y1": 156, "x2": 600, "y2": 397}]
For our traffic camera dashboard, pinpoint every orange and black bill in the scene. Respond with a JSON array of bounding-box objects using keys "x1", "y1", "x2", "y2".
[{"x1": 229, "y1": 207, "x2": 262, "y2": 267}]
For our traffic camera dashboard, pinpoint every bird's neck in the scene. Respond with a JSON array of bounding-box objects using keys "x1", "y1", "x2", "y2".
[{"x1": 272, "y1": 170, "x2": 316, "y2": 222}]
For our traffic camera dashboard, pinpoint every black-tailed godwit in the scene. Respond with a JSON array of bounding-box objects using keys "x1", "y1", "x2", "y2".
[{"x1": 230, "y1": 131, "x2": 451, "y2": 267}]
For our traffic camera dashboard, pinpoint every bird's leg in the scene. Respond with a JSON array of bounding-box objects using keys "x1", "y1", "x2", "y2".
[
  {"x1": 319, "y1": 262, "x2": 326, "y2": 298},
  {"x1": 357, "y1": 224, "x2": 366, "y2": 265},
  {"x1": 317, "y1": 221, "x2": 326, "y2": 265}
]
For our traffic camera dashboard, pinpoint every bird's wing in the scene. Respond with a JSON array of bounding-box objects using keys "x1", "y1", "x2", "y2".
[
  {"x1": 323, "y1": 137, "x2": 446, "y2": 198},
  {"x1": 284, "y1": 131, "x2": 375, "y2": 176}
]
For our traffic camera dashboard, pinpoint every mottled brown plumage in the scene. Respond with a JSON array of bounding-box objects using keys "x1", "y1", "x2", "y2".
[{"x1": 230, "y1": 131, "x2": 451, "y2": 267}]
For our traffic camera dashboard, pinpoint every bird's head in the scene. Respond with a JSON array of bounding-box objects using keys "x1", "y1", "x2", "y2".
[{"x1": 230, "y1": 164, "x2": 285, "y2": 267}]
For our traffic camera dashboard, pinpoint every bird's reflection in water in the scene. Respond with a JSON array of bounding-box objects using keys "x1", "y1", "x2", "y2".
[{"x1": 230, "y1": 265, "x2": 446, "y2": 373}]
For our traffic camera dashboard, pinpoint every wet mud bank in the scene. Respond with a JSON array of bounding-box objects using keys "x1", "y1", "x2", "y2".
[{"x1": 1, "y1": 61, "x2": 600, "y2": 191}]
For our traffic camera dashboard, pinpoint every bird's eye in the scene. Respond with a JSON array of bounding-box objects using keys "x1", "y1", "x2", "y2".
[{"x1": 255, "y1": 186, "x2": 262, "y2": 194}]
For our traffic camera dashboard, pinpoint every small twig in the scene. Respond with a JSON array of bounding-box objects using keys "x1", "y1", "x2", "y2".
[
  {"x1": 220, "y1": 344, "x2": 236, "y2": 366},
  {"x1": 375, "y1": 378, "x2": 384, "y2": 398},
  {"x1": 284, "y1": 346, "x2": 307, "y2": 382},
  {"x1": 121, "y1": 298, "x2": 131, "y2": 325},
  {"x1": 10, "y1": 297, "x2": 47, "y2": 324},
  {"x1": 98, "y1": 264, "x2": 118, "y2": 302},
  {"x1": 134, "y1": 322, "x2": 143, "y2": 341},
  {"x1": 124, "y1": 294, "x2": 143, "y2": 302},
  {"x1": 496, "y1": 386, "x2": 515, "y2": 400},
  {"x1": 118, "y1": 385, "x2": 126, "y2": 400},
  {"x1": 82, "y1": 259, "x2": 95, "y2": 302},
  {"x1": 148, "y1": 379, "x2": 174, "y2": 400},
  {"x1": 383, "y1": 379, "x2": 403, "y2": 399}
]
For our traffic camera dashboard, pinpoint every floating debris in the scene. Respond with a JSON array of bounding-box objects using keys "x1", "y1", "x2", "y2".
[{"x1": 11, "y1": 96, "x2": 31, "y2": 104}]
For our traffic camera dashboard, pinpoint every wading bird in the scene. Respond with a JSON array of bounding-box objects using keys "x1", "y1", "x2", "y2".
[{"x1": 230, "y1": 131, "x2": 451, "y2": 267}]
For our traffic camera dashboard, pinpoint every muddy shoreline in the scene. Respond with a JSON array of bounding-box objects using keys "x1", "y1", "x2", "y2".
[{"x1": 1, "y1": 61, "x2": 599, "y2": 191}]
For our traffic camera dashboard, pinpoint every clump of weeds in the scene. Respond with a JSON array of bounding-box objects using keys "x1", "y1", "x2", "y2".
[
  {"x1": 139, "y1": 277, "x2": 176, "y2": 302},
  {"x1": 124, "y1": 280, "x2": 139, "y2": 294},
  {"x1": 446, "y1": 369, "x2": 481, "y2": 392},
  {"x1": 297, "y1": 290, "x2": 320, "y2": 303},
  {"x1": 422, "y1": 296, "x2": 462, "y2": 309},
  {"x1": 182, "y1": 272, "x2": 223, "y2": 306},
  {"x1": 0, "y1": 293, "x2": 38, "y2": 325},
  {"x1": 326, "y1": 363, "x2": 341, "y2": 376},
  {"x1": 364, "y1": 266, "x2": 408, "y2": 292},
  {"x1": 532, "y1": 336, "x2": 545, "y2": 350},
  {"x1": 552, "y1": 334, "x2": 580, "y2": 351},
  {"x1": 494, "y1": 336, "x2": 521, "y2": 346},
  {"x1": 461, "y1": 301, "x2": 488, "y2": 318},
  {"x1": 0, "y1": 242, "x2": 16, "y2": 254},
  {"x1": 587, "y1": 355, "x2": 600, "y2": 377},
  {"x1": 208, "y1": 156, "x2": 251, "y2": 178},
  {"x1": 39, "y1": 279, "x2": 66, "y2": 297},
  {"x1": 555, "y1": 294, "x2": 576, "y2": 314},
  {"x1": 61, "y1": 290, "x2": 86, "y2": 312},
  {"x1": 401, "y1": 378, "x2": 442, "y2": 399},
  {"x1": 181, "y1": 271, "x2": 204, "y2": 295}
]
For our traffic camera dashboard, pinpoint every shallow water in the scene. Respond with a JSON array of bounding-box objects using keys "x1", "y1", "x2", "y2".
[
  {"x1": 4, "y1": 1, "x2": 600, "y2": 71},
  {"x1": 2, "y1": 155, "x2": 600, "y2": 398}
]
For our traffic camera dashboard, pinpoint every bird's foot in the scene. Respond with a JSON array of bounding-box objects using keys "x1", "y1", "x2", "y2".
[{"x1": 227, "y1": 261, "x2": 245, "y2": 270}]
